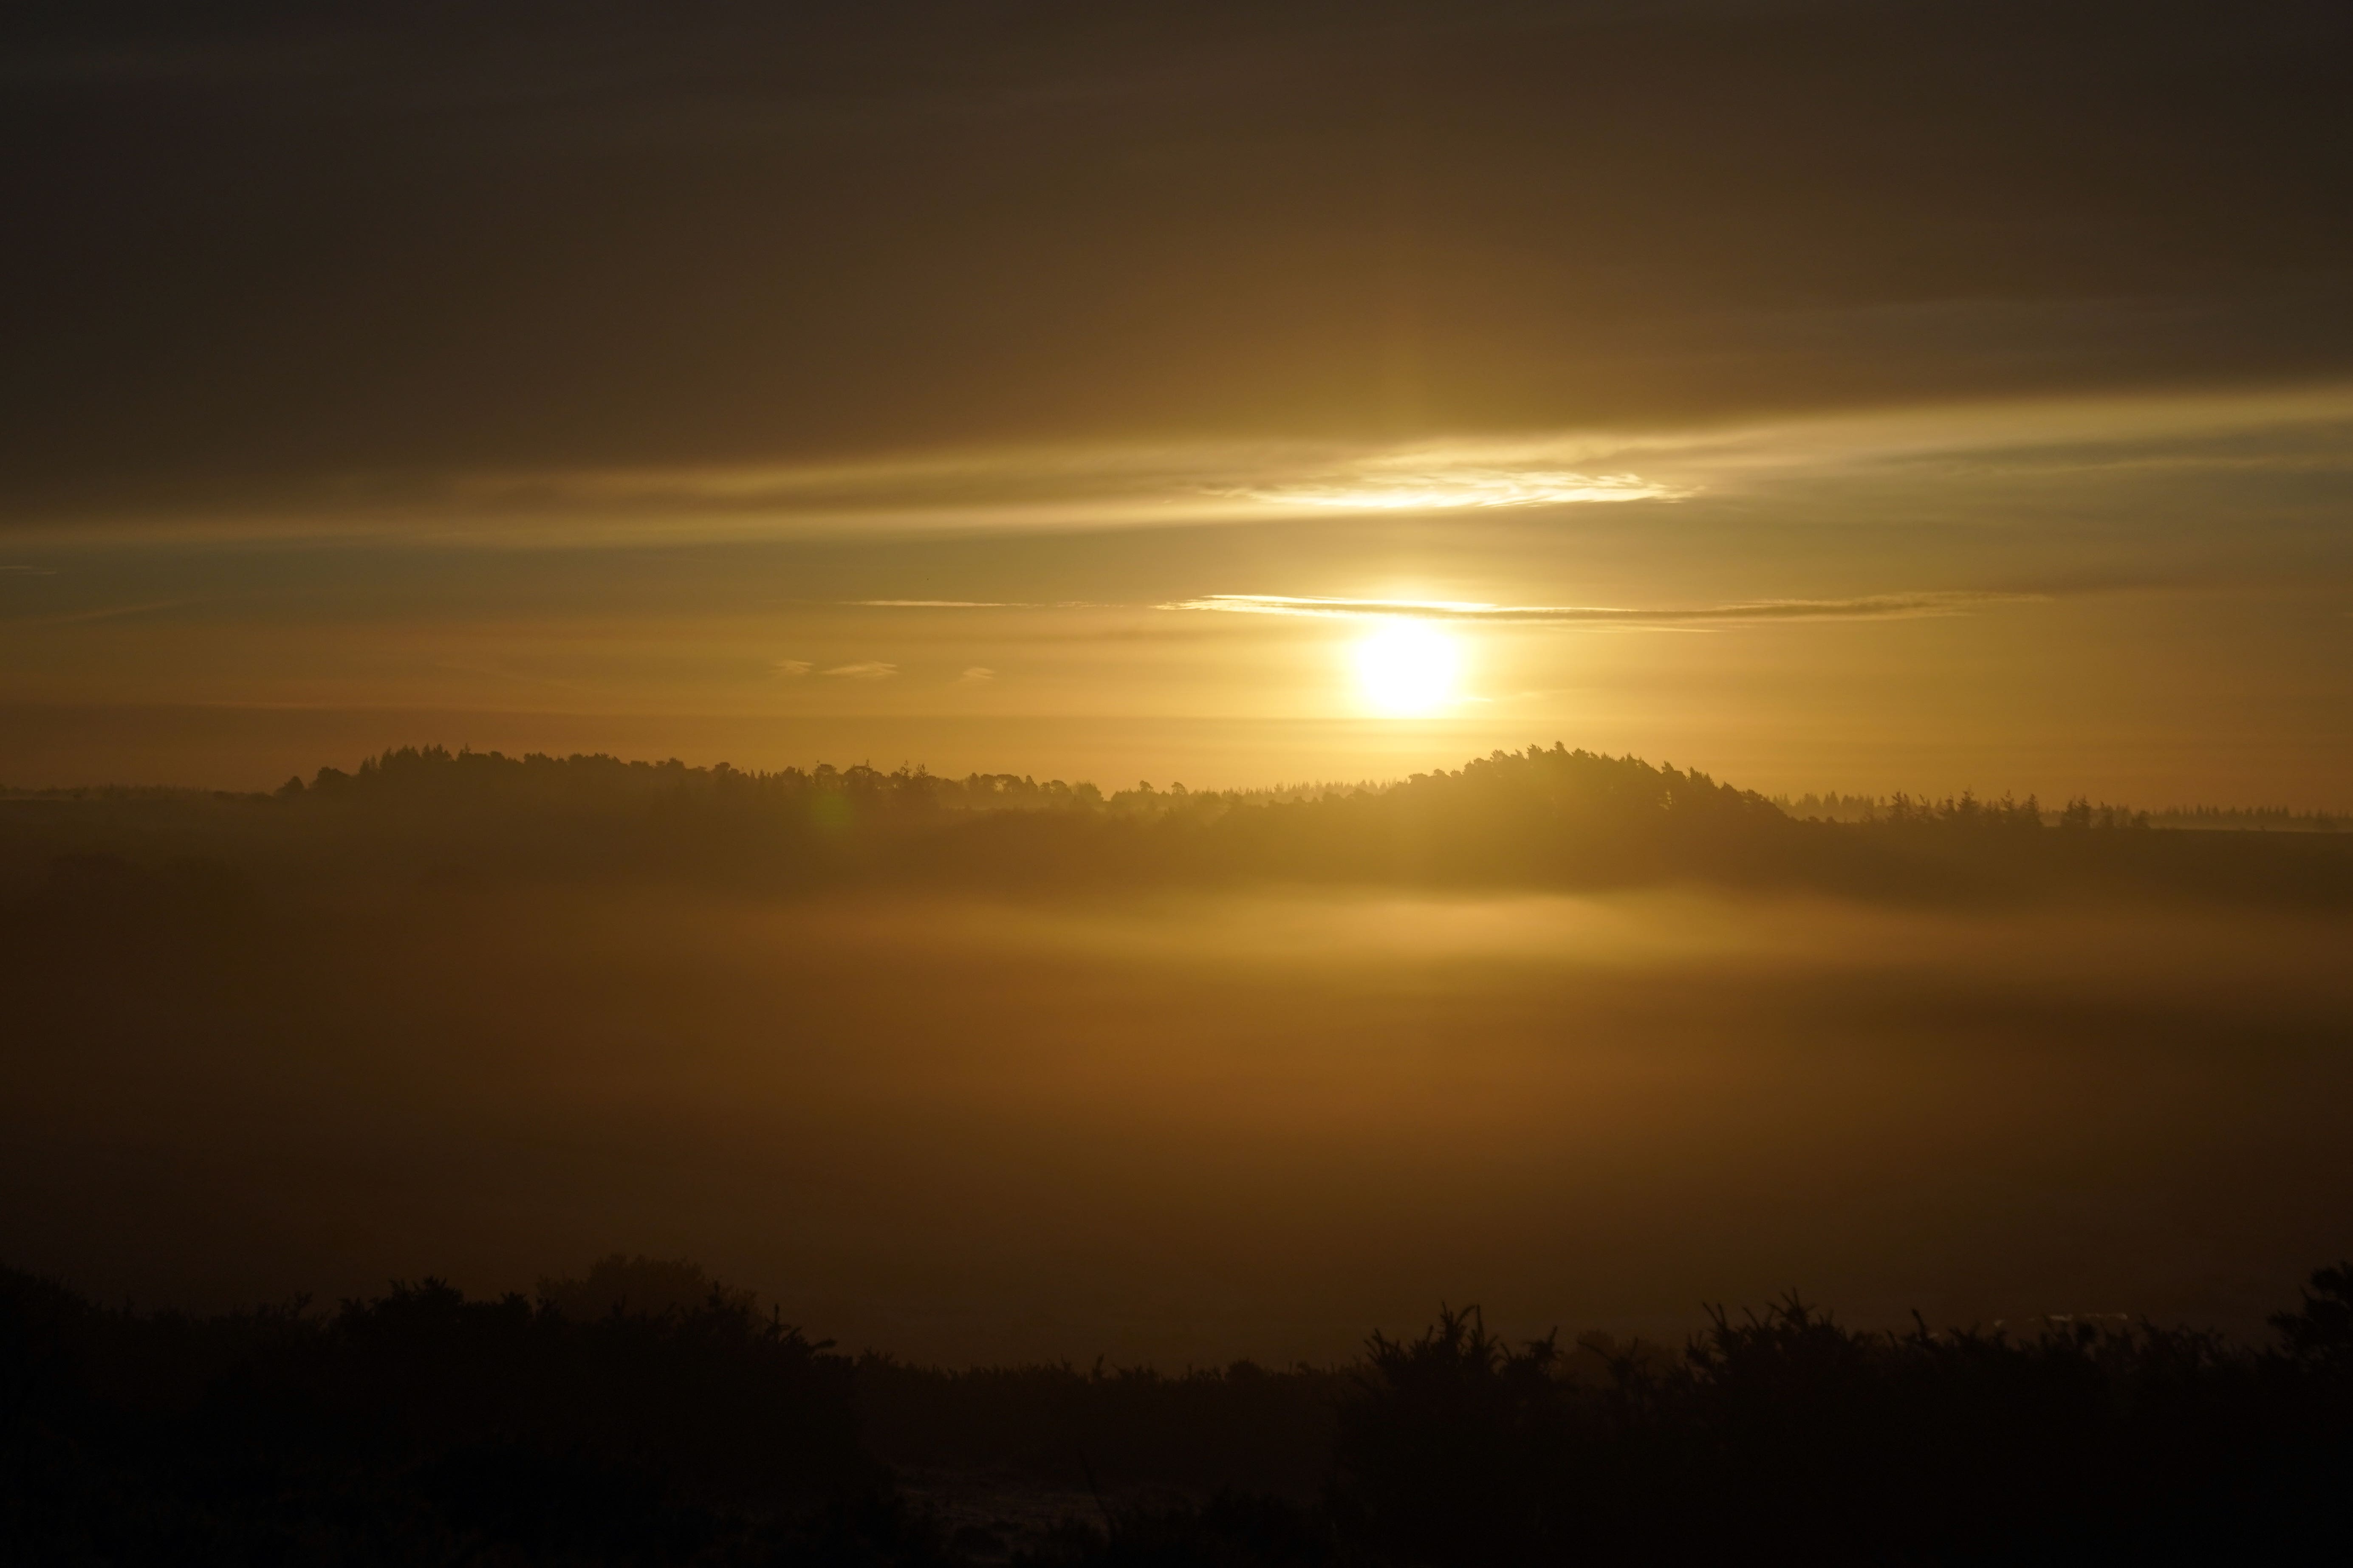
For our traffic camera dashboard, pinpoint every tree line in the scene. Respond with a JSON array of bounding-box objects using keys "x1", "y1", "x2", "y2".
[{"x1": 6, "y1": 743, "x2": 2351, "y2": 908}]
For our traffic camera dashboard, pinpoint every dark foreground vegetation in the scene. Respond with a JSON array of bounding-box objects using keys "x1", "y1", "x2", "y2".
[
  {"x1": 6, "y1": 743, "x2": 2352, "y2": 910},
  {"x1": 6, "y1": 1255, "x2": 2348, "y2": 1565}
]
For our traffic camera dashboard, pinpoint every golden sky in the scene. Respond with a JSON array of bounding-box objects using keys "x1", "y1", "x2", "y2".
[{"x1": 3, "y1": 3, "x2": 2349, "y2": 803}]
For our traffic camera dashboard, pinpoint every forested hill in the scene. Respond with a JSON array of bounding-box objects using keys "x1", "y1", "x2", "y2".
[{"x1": 3, "y1": 744, "x2": 2350, "y2": 907}]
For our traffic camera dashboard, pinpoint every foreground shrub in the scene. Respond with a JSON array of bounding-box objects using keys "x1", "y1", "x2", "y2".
[
  {"x1": 0, "y1": 1266, "x2": 916, "y2": 1564},
  {"x1": 1327, "y1": 1280, "x2": 2353, "y2": 1567},
  {"x1": 6, "y1": 1262, "x2": 2348, "y2": 1564}
]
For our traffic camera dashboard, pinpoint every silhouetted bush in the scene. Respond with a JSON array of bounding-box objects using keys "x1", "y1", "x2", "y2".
[
  {"x1": 1011, "y1": 1491, "x2": 1331, "y2": 1568},
  {"x1": 8, "y1": 1261, "x2": 2350, "y2": 1565},
  {"x1": 1321, "y1": 1284, "x2": 2353, "y2": 1567},
  {"x1": 856, "y1": 1356, "x2": 1345, "y2": 1497},
  {"x1": 0, "y1": 1264, "x2": 915, "y2": 1564}
]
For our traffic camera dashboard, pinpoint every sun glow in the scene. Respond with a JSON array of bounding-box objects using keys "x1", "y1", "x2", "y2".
[{"x1": 1353, "y1": 620, "x2": 1461, "y2": 716}]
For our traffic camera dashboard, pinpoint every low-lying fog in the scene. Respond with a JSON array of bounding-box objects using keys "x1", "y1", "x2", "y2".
[{"x1": 6, "y1": 885, "x2": 2348, "y2": 1364}]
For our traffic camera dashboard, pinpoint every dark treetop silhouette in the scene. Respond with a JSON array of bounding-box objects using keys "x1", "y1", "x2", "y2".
[{"x1": 6, "y1": 743, "x2": 2350, "y2": 911}]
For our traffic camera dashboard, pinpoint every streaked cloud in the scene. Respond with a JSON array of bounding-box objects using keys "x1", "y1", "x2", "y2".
[
  {"x1": 434, "y1": 445, "x2": 1691, "y2": 533},
  {"x1": 848, "y1": 599, "x2": 1112, "y2": 610},
  {"x1": 10, "y1": 382, "x2": 2349, "y2": 546},
  {"x1": 7, "y1": 598, "x2": 196, "y2": 628},
  {"x1": 1220, "y1": 468, "x2": 1686, "y2": 510},
  {"x1": 831, "y1": 591, "x2": 2028, "y2": 626},
  {"x1": 820, "y1": 661, "x2": 898, "y2": 680},
  {"x1": 1169, "y1": 592, "x2": 2033, "y2": 625}
]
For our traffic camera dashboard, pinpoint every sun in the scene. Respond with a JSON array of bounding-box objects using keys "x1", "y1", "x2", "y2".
[{"x1": 1353, "y1": 619, "x2": 1461, "y2": 716}]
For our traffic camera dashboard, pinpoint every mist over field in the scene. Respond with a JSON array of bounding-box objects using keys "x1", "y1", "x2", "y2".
[{"x1": 6, "y1": 747, "x2": 2347, "y2": 1366}]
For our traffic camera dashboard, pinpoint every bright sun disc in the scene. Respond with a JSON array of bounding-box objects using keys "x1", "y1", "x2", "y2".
[{"x1": 1354, "y1": 620, "x2": 1460, "y2": 716}]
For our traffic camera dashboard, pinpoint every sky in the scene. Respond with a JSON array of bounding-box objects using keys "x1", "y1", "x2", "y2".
[{"x1": 4, "y1": 1, "x2": 2350, "y2": 803}]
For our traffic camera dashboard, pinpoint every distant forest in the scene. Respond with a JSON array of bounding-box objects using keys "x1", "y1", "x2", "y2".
[
  {"x1": 1776, "y1": 790, "x2": 2351, "y2": 833},
  {"x1": 5, "y1": 743, "x2": 2352, "y2": 910}
]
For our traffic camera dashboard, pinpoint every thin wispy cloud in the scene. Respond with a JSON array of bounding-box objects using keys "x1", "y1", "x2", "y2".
[
  {"x1": 774, "y1": 659, "x2": 814, "y2": 677},
  {"x1": 849, "y1": 599, "x2": 1107, "y2": 609},
  {"x1": 1218, "y1": 468, "x2": 1687, "y2": 510},
  {"x1": 830, "y1": 590, "x2": 2034, "y2": 626},
  {"x1": 9, "y1": 598, "x2": 194, "y2": 627},
  {"x1": 956, "y1": 666, "x2": 997, "y2": 683},
  {"x1": 821, "y1": 661, "x2": 898, "y2": 680},
  {"x1": 1169, "y1": 592, "x2": 2033, "y2": 625},
  {"x1": 17, "y1": 383, "x2": 2347, "y2": 547},
  {"x1": 428, "y1": 660, "x2": 589, "y2": 694},
  {"x1": 116, "y1": 442, "x2": 1700, "y2": 545}
]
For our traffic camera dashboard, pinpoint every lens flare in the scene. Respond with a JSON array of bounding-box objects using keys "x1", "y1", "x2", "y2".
[{"x1": 1353, "y1": 620, "x2": 1461, "y2": 716}]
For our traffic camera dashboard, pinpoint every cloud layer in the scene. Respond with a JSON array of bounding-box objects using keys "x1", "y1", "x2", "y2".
[{"x1": 5, "y1": 3, "x2": 2349, "y2": 523}]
